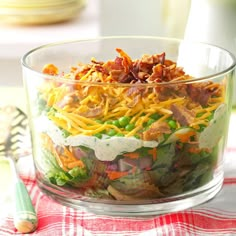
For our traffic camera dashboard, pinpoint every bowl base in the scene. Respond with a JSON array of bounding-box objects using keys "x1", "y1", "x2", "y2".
[{"x1": 37, "y1": 173, "x2": 223, "y2": 216}]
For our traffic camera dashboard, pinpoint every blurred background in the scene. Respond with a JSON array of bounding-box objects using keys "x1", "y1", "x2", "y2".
[
  {"x1": 0, "y1": 0, "x2": 235, "y2": 227},
  {"x1": 0, "y1": 0, "x2": 235, "y2": 96}
]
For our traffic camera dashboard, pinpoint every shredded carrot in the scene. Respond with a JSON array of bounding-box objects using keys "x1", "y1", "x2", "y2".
[
  {"x1": 40, "y1": 133, "x2": 69, "y2": 171},
  {"x1": 175, "y1": 130, "x2": 196, "y2": 143},
  {"x1": 148, "y1": 148, "x2": 157, "y2": 161},
  {"x1": 60, "y1": 146, "x2": 85, "y2": 169},
  {"x1": 123, "y1": 152, "x2": 140, "y2": 159},
  {"x1": 62, "y1": 146, "x2": 76, "y2": 160},
  {"x1": 106, "y1": 170, "x2": 129, "y2": 180},
  {"x1": 40, "y1": 133, "x2": 85, "y2": 171},
  {"x1": 55, "y1": 155, "x2": 69, "y2": 171},
  {"x1": 188, "y1": 147, "x2": 201, "y2": 154},
  {"x1": 67, "y1": 160, "x2": 85, "y2": 169}
]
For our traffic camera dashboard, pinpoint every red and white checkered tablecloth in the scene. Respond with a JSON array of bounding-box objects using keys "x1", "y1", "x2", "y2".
[{"x1": 1, "y1": 113, "x2": 236, "y2": 236}]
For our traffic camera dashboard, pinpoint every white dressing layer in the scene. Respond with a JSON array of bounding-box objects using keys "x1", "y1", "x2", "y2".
[{"x1": 36, "y1": 117, "x2": 158, "y2": 161}]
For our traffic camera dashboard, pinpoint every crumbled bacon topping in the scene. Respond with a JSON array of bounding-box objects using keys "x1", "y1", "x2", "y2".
[
  {"x1": 142, "y1": 121, "x2": 171, "y2": 141},
  {"x1": 187, "y1": 82, "x2": 220, "y2": 106},
  {"x1": 42, "y1": 48, "x2": 222, "y2": 106},
  {"x1": 42, "y1": 63, "x2": 59, "y2": 75},
  {"x1": 170, "y1": 104, "x2": 195, "y2": 126},
  {"x1": 73, "y1": 48, "x2": 191, "y2": 84}
]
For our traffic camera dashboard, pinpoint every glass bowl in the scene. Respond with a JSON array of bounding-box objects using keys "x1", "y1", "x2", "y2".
[{"x1": 22, "y1": 36, "x2": 236, "y2": 216}]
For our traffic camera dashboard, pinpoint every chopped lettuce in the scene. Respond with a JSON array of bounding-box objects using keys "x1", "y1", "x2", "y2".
[
  {"x1": 40, "y1": 148, "x2": 90, "y2": 186},
  {"x1": 199, "y1": 104, "x2": 227, "y2": 149},
  {"x1": 152, "y1": 143, "x2": 175, "y2": 169}
]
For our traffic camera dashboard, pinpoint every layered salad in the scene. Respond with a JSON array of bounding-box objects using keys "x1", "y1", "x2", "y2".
[{"x1": 34, "y1": 48, "x2": 227, "y2": 201}]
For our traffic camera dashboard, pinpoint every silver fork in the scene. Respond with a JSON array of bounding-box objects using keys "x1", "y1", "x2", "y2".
[{"x1": 0, "y1": 106, "x2": 38, "y2": 233}]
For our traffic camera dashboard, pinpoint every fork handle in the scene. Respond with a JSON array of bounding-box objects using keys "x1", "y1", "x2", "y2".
[{"x1": 13, "y1": 178, "x2": 38, "y2": 233}]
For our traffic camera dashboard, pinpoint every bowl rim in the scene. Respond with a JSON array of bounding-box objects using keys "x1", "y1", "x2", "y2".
[{"x1": 21, "y1": 35, "x2": 236, "y2": 86}]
